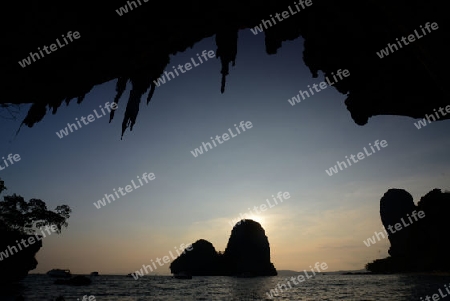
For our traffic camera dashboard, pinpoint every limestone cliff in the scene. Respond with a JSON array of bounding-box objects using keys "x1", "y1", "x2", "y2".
[
  {"x1": 170, "y1": 219, "x2": 277, "y2": 276},
  {"x1": 0, "y1": 232, "x2": 42, "y2": 282},
  {"x1": 366, "y1": 188, "x2": 450, "y2": 273}
]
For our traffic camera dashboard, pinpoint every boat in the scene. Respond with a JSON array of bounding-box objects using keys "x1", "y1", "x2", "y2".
[
  {"x1": 173, "y1": 272, "x2": 192, "y2": 279},
  {"x1": 126, "y1": 273, "x2": 134, "y2": 277},
  {"x1": 90, "y1": 271, "x2": 99, "y2": 276},
  {"x1": 47, "y1": 269, "x2": 71, "y2": 278}
]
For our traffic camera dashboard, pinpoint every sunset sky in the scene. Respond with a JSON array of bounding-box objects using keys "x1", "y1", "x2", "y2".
[{"x1": 1, "y1": 29, "x2": 449, "y2": 275}]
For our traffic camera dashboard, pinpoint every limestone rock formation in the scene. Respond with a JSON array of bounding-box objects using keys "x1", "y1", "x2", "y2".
[
  {"x1": 170, "y1": 239, "x2": 221, "y2": 276},
  {"x1": 366, "y1": 188, "x2": 450, "y2": 273},
  {"x1": 170, "y1": 219, "x2": 277, "y2": 276},
  {"x1": 223, "y1": 219, "x2": 277, "y2": 276},
  {"x1": 0, "y1": 232, "x2": 42, "y2": 282},
  {"x1": 379, "y1": 189, "x2": 416, "y2": 257},
  {"x1": 0, "y1": 179, "x2": 71, "y2": 283},
  {"x1": 415, "y1": 188, "x2": 450, "y2": 271}
]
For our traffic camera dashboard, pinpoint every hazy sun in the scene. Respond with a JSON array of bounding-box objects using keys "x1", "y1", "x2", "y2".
[{"x1": 246, "y1": 214, "x2": 266, "y2": 226}]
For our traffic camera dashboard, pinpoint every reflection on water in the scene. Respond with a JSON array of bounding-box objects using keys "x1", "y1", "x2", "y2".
[{"x1": 1, "y1": 274, "x2": 449, "y2": 301}]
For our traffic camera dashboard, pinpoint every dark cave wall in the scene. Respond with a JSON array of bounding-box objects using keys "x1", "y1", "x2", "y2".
[{"x1": 1, "y1": 0, "x2": 449, "y2": 137}]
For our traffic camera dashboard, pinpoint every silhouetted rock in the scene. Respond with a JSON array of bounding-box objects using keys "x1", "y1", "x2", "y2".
[
  {"x1": 170, "y1": 239, "x2": 220, "y2": 276},
  {"x1": 170, "y1": 219, "x2": 277, "y2": 276},
  {"x1": 0, "y1": 178, "x2": 71, "y2": 283},
  {"x1": 224, "y1": 219, "x2": 277, "y2": 276},
  {"x1": 415, "y1": 188, "x2": 450, "y2": 271},
  {"x1": 1, "y1": 1, "x2": 448, "y2": 138},
  {"x1": 380, "y1": 189, "x2": 416, "y2": 257},
  {"x1": 366, "y1": 188, "x2": 450, "y2": 273},
  {"x1": 0, "y1": 232, "x2": 42, "y2": 283}
]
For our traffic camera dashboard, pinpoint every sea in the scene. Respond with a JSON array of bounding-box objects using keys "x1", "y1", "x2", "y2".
[{"x1": 1, "y1": 273, "x2": 449, "y2": 301}]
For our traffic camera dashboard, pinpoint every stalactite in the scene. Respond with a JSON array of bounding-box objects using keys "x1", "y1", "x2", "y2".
[
  {"x1": 21, "y1": 103, "x2": 47, "y2": 128},
  {"x1": 110, "y1": 77, "x2": 128, "y2": 123},
  {"x1": 146, "y1": 82, "x2": 156, "y2": 105},
  {"x1": 77, "y1": 94, "x2": 86, "y2": 104},
  {"x1": 215, "y1": 29, "x2": 238, "y2": 94},
  {"x1": 120, "y1": 75, "x2": 152, "y2": 138},
  {"x1": 49, "y1": 99, "x2": 64, "y2": 115},
  {"x1": 8, "y1": 0, "x2": 448, "y2": 138},
  {"x1": 121, "y1": 88, "x2": 143, "y2": 139}
]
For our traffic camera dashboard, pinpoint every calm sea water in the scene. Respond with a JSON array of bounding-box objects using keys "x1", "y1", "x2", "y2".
[{"x1": 1, "y1": 274, "x2": 449, "y2": 301}]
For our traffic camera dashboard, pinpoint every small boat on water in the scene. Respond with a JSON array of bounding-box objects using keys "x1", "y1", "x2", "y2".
[
  {"x1": 90, "y1": 271, "x2": 99, "y2": 276},
  {"x1": 47, "y1": 269, "x2": 71, "y2": 278},
  {"x1": 173, "y1": 272, "x2": 192, "y2": 279},
  {"x1": 126, "y1": 273, "x2": 134, "y2": 277}
]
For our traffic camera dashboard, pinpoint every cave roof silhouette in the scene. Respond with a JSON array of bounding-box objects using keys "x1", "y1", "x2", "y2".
[{"x1": 1, "y1": 0, "x2": 448, "y2": 138}]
